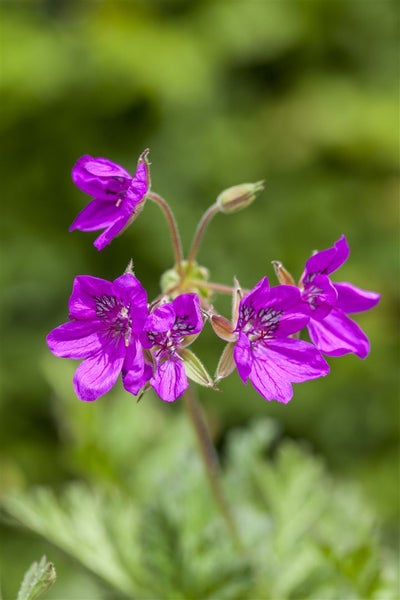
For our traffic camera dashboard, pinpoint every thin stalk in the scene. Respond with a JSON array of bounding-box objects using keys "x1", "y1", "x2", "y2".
[
  {"x1": 183, "y1": 388, "x2": 244, "y2": 552},
  {"x1": 147, "y1": 191, "x2": 184, "y2": 277},
  {"x1": 186, "y1": 203, "x2": 219, "y2": 267},
  {"x1": 190, "y1": 279, "x2": 236, "y2": 295}
]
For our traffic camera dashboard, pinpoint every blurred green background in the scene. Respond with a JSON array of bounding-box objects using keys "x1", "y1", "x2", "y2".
[{"x1": 0, "y1": 0, "x2": 398, "y2": 596}]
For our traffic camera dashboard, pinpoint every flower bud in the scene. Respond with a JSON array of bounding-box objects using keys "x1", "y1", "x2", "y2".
[
  {"x1": 216, "y1": 181, "x2": 264, "y2": 214},
  {"x1": 210, "y1": 314, "x2": 236, "y2": 342},
  {"x1": 160, "y1": 261, "x2": 211, "y2": 299}
]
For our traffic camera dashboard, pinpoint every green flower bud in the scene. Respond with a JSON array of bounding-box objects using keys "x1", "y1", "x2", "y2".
[
  {"x1": 216, "y1": 181, "x2": 264, "y2": 214},
  {"x1": 160, "y1": 261, "x2": 211, "y2": 299}
]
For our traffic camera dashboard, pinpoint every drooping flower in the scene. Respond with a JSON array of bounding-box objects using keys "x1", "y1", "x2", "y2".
[
  {"x1": 213, "y1": 277, "x2": 329, "y2": 403},
  {"x1": 46, "y1": 273, "x2": 149, "y2": 401},
  {"x1": 69, "y1": 150, "x2": 150, "y2": 250},
  {"x1": 141, "y1": 294, "x2": 204, "y2": 402},
  {"x1": 300, "y1": 235, "x2": 380, "y2": 358}
]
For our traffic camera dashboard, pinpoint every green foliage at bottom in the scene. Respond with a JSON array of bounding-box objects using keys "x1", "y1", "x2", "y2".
[{"x1": 2, "y1": 416, "x2": 397, "y2": 599}]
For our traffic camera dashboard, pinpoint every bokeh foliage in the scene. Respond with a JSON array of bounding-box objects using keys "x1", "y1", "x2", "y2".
[{"x1": 0, "y1": 0, "x2": 398, "y2": 596}]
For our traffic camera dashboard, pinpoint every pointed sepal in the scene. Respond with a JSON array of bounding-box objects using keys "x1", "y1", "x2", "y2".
[
  {"x1": 232, "y1": 277, "x2": 243, "y2": 324},
  {"x1": 215, "y1": 342, "x2": 236, "y2": 382},
  {"x1": 272, "y1": 260, "x2": 295, "y2": 286},
  {"x1": 179, "y1": 348, "x2": 214, "y2": 388},
  {"x1": 124, "y1": 259, "x2": 135, "y2": 275}
]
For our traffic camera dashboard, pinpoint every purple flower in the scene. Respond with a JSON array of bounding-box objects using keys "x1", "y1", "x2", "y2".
[
  {"x1": 47, "y1": 273, "x2": 149, "y2": 401},
  {"x1": 69, "y1": 150, "x2": 150, "y2": 250},
  {"x1": 142, "y1": 294, "x2": 204, "y2": 402},
  {"x1": 233, "y1": 277, "x2": 329, "y2": 403},
  {"x1": 300, "y1": 235, "x2": 380, "y2": 358}
]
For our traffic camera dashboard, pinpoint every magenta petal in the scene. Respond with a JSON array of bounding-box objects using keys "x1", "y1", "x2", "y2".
[
  {"x1": 145, "y1": 304, "x2": 176, "y2": 334},
  {"x1": 73, "y1": 340, "x2": 125, "y2": 401},
  {"x1": 234, "y1": 332, "x2": 252, "y2": 381},
  {"x1": 304, "y1": 235, "x2": 349, "y2": 277},
  {"x1": 83, "y1": 157, "x2": 131, "y2": 179},
  {"x1": 47, "y1": 320, "x2": 102, "y2": 358},
  {"x1": 68, "y1": 275, "x2": 115, "y2": 320},
  {"x1": 237, "y1": 280, "x2": 308, "y2": 337},
  {"x1": 69, "y1": 199, "x2": 121, "y2": 232},
  {"x1": 151, "y1": 357, "x2": 188, "y2": 402},
  {"x1": 246, "y1": 338, "x2": 329, "y2": 403},
  {"x1": 302, "y1": 273, "x2": 338, "y2": 321},
  {"x1": 275, "y1": 306, "x2": 310, "y2": 338},
  {"x1": 172, "y1": 294, "x2": 203, "y2": 335},
  {"x1": 308, "y1": 309, "x2": 370, "y2": 358},
  {"x1": 265, "y1": 284, "x2": 302, "y2": 311},
  {"x1": 112, "y1": 273, "x2": 148, "y2": 331},
  {"x1": 258, "y1": 285, "x2": 309, "y2": 337},
  {"x1": 122, "y1": 338, "x2": 149, "y2": 395},
  {"x1": 128, "y1": 159, "x2": 149, "y2": 200},
  {"x1": 72, "y1": 156, "x2": 131, "y2": 201},
  {"x1": 246, "y1": 347, "x2": 294, "y2": 403},
  {"x1": 93, "y1": 216, "x2": 130, "y2": 251},
  {"x1": 240, "y1": 277, "x2": 270, "y2": 311},
  {"x1": 124, "y1": 362, "x2": 153, "y2": 395},
  {"x1": 334, "y1": 282, "x2": 380, "y2": 314}
]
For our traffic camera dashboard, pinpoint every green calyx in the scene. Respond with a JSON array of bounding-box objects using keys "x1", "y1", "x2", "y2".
[{"x1": 160, "y1": 260, "x2": 212, "y2": 300}]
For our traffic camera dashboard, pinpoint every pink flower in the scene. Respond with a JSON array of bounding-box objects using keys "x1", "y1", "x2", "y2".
[
  {"x1": 69, "y1": 150, "x2": 150, "y2": 250},
  {"x1": 300, "y1": 236, "x2": 380, "y2": 358},
  {"x1": 232, "y1": 277, "x2": 329, "y2": 403},
  {"x1": 141, "y1": 294, "x2": 204, "y2": 402},
  {"x1": 46, "y1": 273, "x2": 149, "y2": 400}
]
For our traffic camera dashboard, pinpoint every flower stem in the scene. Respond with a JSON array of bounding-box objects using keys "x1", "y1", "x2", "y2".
[
  {"x1": 191, "y1": 279, "x2": 236, "y2": 295},
  {"x1": 183, "y1": 388, "x2": 244, "y2": 552},
  {"x1": 186, "y1": 203, "x2": 219, "y2": 267},
  {"x1": 147, "y1": 191, "x2": 184, "y2": 277}
]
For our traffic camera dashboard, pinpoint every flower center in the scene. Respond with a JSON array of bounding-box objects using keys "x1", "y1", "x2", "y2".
[
  {"x1": 238, "y1": 303, "x2": 282, "y2": 339},
  {"x1": 301, "y1": 274, "x2": 322, "y2": 310},
  {"x1": 147, "y1": 315, "x2": 196, "y2": 358},
  {"x1": 94, "y1": 295, "x2": 131, "y2": 344}
]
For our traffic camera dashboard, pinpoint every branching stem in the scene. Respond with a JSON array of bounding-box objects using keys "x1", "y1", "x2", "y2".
[
  {"x1": 191, "y1": 279, "x2": 236, "y2": 295},
  {"x1": 187, "y1": 203, "x2": 219, "y2": 267},
  {"x1": 147, "y1": 191, "x2": 184, "y2": 277}
]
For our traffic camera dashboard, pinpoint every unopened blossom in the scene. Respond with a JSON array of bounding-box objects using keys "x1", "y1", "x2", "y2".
[
  {"x1": 300, "y1": 235, "x2": 380, "y2": 358},
  {"x1": 232, "y1": 277, "x2": 329, "y2": 403},
  {"x1": 141, "y1": 294, "x2": 204, "y2": 402},
  {"x1": 47, "y1": 273, "x2": 149, "y2": 401},
  {"x1": 70, "y1": 150, "x2": 150, "y2": 250}
]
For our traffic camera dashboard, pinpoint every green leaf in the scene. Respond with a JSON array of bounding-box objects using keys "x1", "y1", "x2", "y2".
[
  {"x1": 17, "y1": 556, "x2": 56, "y2": 600},
  {"x1": 3, "y1": 486, "x2": 140, "y2": 597}
]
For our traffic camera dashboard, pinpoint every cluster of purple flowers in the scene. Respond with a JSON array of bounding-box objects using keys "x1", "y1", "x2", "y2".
[
  {"x1": 47, "y1": 273, "x2": 202, "y2": 402},
  {"x1": 47, "y1": 151, "x2": 380, "y2": 404}
]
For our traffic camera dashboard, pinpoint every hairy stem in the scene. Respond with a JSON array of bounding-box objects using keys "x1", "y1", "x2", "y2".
[
  {"x1": 186, "y1": 203, "x2": 219, "y2": 267},
  {"x1": 183, "y1": 388, "x2": 244, "y2": 551},
  {"x1": 147, "y1": 191, "x2": 184, "y2": 277},
  {"x1": 191, "y1": 279, "x2": 237, "y2": 295}
]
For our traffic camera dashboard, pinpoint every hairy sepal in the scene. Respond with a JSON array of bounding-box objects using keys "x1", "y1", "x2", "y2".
[
  {"x1": 179, "y1": 348, "x2": 214, "y2": 388},
  {"x1": 215, "y1": 342, "x2": 236, "y2": 382}
]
